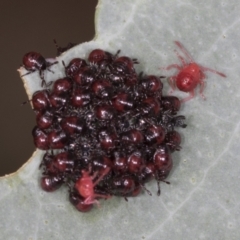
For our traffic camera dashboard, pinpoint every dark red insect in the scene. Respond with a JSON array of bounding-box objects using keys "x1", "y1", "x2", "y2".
[
  {"x1": 140, "y1": 97, "x2": 161, "y2": 116},
  {"x1": 52, "y1": 78, "x2": 72, "y2": 94},
  {"x1": 94, "y1": 104, "x2": 115, "y2": 121},
  {"x1": 140, "y1": 75, "x2": 163, "y2": 97},
  {"x1": 138, "y1": 162, "x2": 155, "y2": 183},
  {"x1": 163, "y1": 41, "x2": 226, "y2": 102},
  {"x1": 161, "y1": 96, "x2": 181, "y2": 114},
  {"x1": 71, "y1": 88, "x2": 91, "y2": 108},
  {"x1": 113, "y1": 151, "x2": 128, "y2": 173},
  {"x1": 88, "y1": 49, "x2": 116, "y2": 68},
  {"x1": 36, "y1": 110, "x2": 54, "y2": 129},
  {"x1": 21, "y1": 52, "x2": 57, "y2": 87},
  {"x1": 165, "y1": 130, "x2": 182, "y2": 152},
  {"x1": 51, "y1": 152, "x2": 75, "y2": 173},
  {"x1": 112, "y1": 56, "x2": 138, "y2": 74},
  {"x1": 111, "y1": 92, "x2": 134, "y2": 112},
  {"x1": 39, "y1": 152, "x2": 54, "y2": 170},
  {"x1": 121, "y1": 129, "x2": 144, "y2": 145},
  {"x1": 92, "y1": 155, "x2": 113, "y2": 174},
  {"x1": 91, "y1": 79, "x2": 113, "y2": 99},
  {"x1": 109, "y1": 175, "x2": 136, "y2": 196},
  {"x1": 41, "y1": 174, "x2": 64, "y2": 192},
  {"x1": 144, "y1": 125, "x2": 165, "y2": 145},
  {"x1": 60, "y1": 116, "x2": 85, "y2": 135},
  {"x1": 127, "y1": 151, "x2": 144, "y2": 173},
  {"x1": 153, "y1": 145, "x2": 172, "y2": 171},
  {"x1": 32, "y1": 127, "x2": 49, "y2": 150},
  {"x1": 98, "y1": 128, "x2": 118, "y2": 151},
  {"x1": 48, "y1": 130, "x2": 67, "y2": 149},
  {"x1": 124, "y1": 73, "x2": 138, "y2": 87},
  {"x1": 73, "y1": 66, "x2": 96, "y2": 86},
  {"x1": 64, "y1": 58, "x2": 87, "y2": 78},
  {"x1": 126, "y1": 185, "x2": 142, "y2": 197},
  {"x1": 49, "y1": 92, "x2": 68, "y2": 109},
  {"x1": 32, "y1": 90, "x2": 50, "y2": 111},
  {"x1": 153, "y1": 145, "x2": 172, "y2": 195}
]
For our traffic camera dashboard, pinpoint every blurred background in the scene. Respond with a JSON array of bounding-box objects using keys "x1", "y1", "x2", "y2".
[{"x1": 0, "y1": 0, "x2": 98, "y2": 176}]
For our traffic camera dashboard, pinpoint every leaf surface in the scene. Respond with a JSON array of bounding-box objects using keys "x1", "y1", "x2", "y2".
[{"x1": 1, "y1": 0, "x2": 240, "y2": 239}]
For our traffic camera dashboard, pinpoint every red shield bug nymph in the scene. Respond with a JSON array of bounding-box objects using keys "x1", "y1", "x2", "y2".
[{"x1": 21, "y1": 52, "x2": 58, "y2": 87}]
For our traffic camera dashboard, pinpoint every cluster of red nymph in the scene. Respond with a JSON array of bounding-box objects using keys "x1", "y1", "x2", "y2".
[{"x1": 22, "y1": 47, "x2": 187, "y2": 212}]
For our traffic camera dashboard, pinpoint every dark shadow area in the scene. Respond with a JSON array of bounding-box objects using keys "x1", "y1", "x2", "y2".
[{"x1": 0, "y1": 0, "x2": 98, "y2": 176}]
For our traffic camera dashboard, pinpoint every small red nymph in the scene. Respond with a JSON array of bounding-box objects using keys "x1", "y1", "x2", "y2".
[
  {"x1": 163, "y1": 41, "x2": 226, "y2": 102},
  {"x1": 21, "y1": 52, "x2": 58, "y2": 87},
  {"x1": 75, "y1": 167, "x2": 111, "y2": 206}
]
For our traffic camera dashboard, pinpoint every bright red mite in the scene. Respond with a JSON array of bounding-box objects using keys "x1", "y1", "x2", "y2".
[
  {"x1": 75, "y1": 167, "x2": 111, "y2": 206},
  {"x1": 164, "y1": 41, "x2": 226, "y2": 102}
]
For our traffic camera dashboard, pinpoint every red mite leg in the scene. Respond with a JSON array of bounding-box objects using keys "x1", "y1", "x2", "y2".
[
  {"x1": 85, "y1": 193, "x2": 112, "y2": 208},
  {"x1": 168, "y1": 76, "x2": 177, "y2": 93},
  {"x1": 174, "y1": 49, "x2": 187, "y2": 66},
  {"x1": 84, "y1": 196, "x2": 99, "y2": 206},
  {"x1": 92, "y1": 167, "x2": 112, "y2": 206},
  {"x1": 199, "y1": 81, "x2": 206, "y2": 100},
  {"x1": 85, "y1": 195, "x2": 110, "y2": 207},
  {"x1": 93, "y1": 167, "x2": 110, "y2": 186},
  {"x1": 166, "y1": 64, "x2": 182, "y2": 71},
  {"x1": 174, "y1": 41, "x2": 195, "y2": 63},
  {"x1": 200, "y1": 65, "x2": 227, "y2": 78},
  {"x1": 181, "y1": 90, "x2": 195, "y2": 103}
]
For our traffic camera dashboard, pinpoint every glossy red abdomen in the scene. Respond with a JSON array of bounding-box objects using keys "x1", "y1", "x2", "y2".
[
  {"x1": 176, "y1": 63, "x2": 201, "y2": 92},
  {"x1": 75, "y1": 177, "x2": 93, "y2": 198}
]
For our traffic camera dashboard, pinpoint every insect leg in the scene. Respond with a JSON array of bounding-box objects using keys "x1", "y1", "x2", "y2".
[
  {"x1": 181, "y1": 90, "x2": 195, "y2": 103},
  {"x1": 168, "y1": 76, "x2": 177, "y2": 93},
  {"x1": 200, "y1": 65, "x2": 226, "y2": 78},
  {"x1": 174, "y1": 41, "x2": 195, "y2": 63}
]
